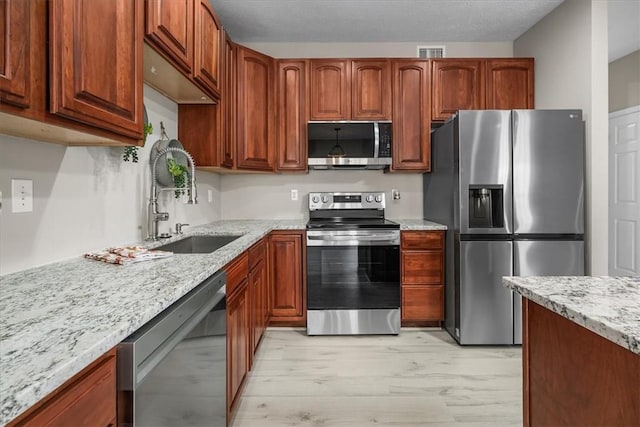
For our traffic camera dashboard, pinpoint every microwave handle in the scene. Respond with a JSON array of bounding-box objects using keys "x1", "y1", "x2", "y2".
[{"x1": 373, "y1": 122, "x2": 379, "y2": 159}]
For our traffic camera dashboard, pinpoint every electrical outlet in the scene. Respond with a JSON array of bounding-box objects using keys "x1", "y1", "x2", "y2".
[
  {"x1": 291, "y1": 189, "x2": 298, "y2": 201},
  {"x1": 392, "y1": 189, "x2": 401, "y2": 200},
  {"x1": 208, "y1": 189, "x2": 213, "y2": 203},
  {"x1": 12, "y1": 179, "x2": 33, "y2": 213}
]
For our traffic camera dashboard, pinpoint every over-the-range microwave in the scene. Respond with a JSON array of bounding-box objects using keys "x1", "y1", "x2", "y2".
[{"x1": 307, "y1": 121, "x2": 392, "y2": 170}]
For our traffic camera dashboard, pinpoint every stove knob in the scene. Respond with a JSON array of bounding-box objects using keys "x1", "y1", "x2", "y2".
[
  {"x1": 366, "y1": 195, "x2": 374, "y2": 203},
  {"x1": 375, "y1": 194, "x2": 383, "y2": 203},
  {"x1": 312, "y1": 196, "x2": 320, "y2": 203},
  {"x1": 321, "y1": 195, "x2": 329, "y2": 203}
]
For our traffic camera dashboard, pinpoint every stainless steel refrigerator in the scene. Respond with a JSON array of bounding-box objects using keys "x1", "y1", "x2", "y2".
[{"x1": 424, "y1": 110, "x2": 585, "y2": 345}]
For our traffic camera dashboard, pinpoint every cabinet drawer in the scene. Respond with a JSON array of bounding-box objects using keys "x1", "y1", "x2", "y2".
[
  {"x1": 402, "y1": 251, "x2": 443, "y2": 285},
  {"x1": 401, "y1": 231, "x2": 444, "y2": 250},
  {"x1": 249, "y1": 238, "x2": 267, "y2": 271},
  {"x1": 225, "y1": 252, "x2": 249, "y2": 296},
  {"x1": 402, "y1": 285, "x2": 444, "y2": 322}
]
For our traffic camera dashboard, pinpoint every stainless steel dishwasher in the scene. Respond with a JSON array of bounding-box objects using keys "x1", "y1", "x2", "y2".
[{"x1": 117, "y1": 270, "x2": 226, "y2": 427}]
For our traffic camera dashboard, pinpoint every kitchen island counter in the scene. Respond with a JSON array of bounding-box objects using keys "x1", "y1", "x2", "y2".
[
  {"x1": 503, "y1": 276, "x2": 640, "y2": 425},
  {"x1": 0, "y1": 220, "x2": 305, "y2": 425},
  {"x1": 503, "y1": 276, "x2": 639, "y2": 354}
]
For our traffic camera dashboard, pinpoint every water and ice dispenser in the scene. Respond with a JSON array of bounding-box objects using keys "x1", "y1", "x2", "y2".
[{"x1": 468, "y1": 185, "x2": 504, "y2": 228}]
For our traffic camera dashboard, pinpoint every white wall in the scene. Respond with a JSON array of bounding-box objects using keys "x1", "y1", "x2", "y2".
[
  {"x1": 0, "y1": 85, "x2": 222, "y2": 275},
  {"x1": 514, "y1": 0, "x2": 609, "y2": 275},
  {"x1": 221, "y1": 171, "x2": 423, "y2": 220},
  {"x1": 243, "y1": 41, "x2": 513, "y2": 58}
]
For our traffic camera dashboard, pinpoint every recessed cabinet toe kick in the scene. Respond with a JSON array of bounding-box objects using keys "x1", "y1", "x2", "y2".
[
  {"x1": 306, "y1": 192, "x2": 401, "y2": 335},
  {"x1": 117, "y1": 271, "x2": 227, "y2": 426}
]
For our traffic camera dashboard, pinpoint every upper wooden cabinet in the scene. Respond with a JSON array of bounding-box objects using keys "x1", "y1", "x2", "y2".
[
  {"x1": 276, "y1": 60, "x2": 308, "y2": 171},
  {"x1": 143, "y1": 0, "x2": 221, "y2": 101},
  {"x1": 391, "y1": 60, "x2": 431, "y2": 172},
  {"x1": 432, "y1": 59, "x2": 485, "y2": 121},
  {"x1": 236, "y1": 45, "x2": 275, "y2": 171},
  {"x1": 309, "y1": 59, "x2": 391, "y2": 120},
  {"x1": 351, "y1": 60, "x2": 391, "y2": 120},
  {"x1": 0, "y1": 0, "x2": 143, "y2": 146},
  {"x1": 193, "y1": 0, "x2": 221, "y2": 96},
  {"x1": 50, "y1": 0, "x2": 144, "y2": 139},
  {"x1": 144, "y1": 0, "x2": 193, "y2": 74},
  {"x1": 309, "y1": 59, "x2": 351, "y2": 120},
  {"x1": 221, "y1": 34, "x2": 237, "y2": 168},
  {"x1": 0, "y1": 0, "x2": 31, "y2": 109},
  {"x1": 486, "y1": 58, "x2": 534, "y2": 109}
]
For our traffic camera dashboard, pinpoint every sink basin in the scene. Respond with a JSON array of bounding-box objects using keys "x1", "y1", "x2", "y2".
[{"x1": 155, "y1": 235, "x2": 242, "y2": 254}]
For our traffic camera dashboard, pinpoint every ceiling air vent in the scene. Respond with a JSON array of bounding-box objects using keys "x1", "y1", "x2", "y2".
[{"x1": 417, "y1": 46, "x2": 445, "y2": 59}]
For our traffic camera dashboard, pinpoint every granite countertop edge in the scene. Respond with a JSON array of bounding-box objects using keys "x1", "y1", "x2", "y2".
[{"x1": 503, "y1": 276, "x2": 640, "y2": 355}]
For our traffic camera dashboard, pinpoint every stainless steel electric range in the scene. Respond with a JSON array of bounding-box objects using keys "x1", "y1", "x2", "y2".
[{"x1": 306, "y1": 192, "x2": 400, "y2": 335}]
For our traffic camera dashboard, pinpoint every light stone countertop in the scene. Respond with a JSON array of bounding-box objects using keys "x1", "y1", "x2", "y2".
[
  {"x1": 503, "y1": 276, "x2": 640, "y2": 355},
  {"x1": 391, "y1": 219, "x2": 447, "y2": 230},
  {"x1": 0, "y1": 219, "x2": 304, "y2": 426},
  {"x1": 0, "y1": 217, "x2": 444, "y2": 425}
]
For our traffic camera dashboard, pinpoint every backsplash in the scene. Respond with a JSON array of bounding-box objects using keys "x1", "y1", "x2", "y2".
[{"x1": 0, "y1": 85, "x2": 222, "y2": 275}]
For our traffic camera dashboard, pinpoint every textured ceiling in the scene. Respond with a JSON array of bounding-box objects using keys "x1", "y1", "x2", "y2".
[{"x1": 209, "y1": 0, "x2": 565, "y2": 43}]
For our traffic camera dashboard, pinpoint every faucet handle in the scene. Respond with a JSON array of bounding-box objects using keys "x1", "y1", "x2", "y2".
[{"x1": 175, "y1": 223, "x2": 189, "y2": 234}]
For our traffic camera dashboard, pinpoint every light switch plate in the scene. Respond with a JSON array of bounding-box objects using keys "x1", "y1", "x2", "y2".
[
  {"x1": 12, "y1": 179, "x2": 33, "y2": 213},
  {"x1": 291, "y1": 189, "x2": 298, "y2": 201}
]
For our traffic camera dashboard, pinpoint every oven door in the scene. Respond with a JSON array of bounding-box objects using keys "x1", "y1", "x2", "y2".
[{"x1": 306, "y1": 230, "x2": 400, "y2": 310}]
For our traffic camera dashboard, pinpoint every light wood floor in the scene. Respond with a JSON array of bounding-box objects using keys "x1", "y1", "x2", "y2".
[{"x1": 231, "y1": 328, "x2": 522, "y2": 427}]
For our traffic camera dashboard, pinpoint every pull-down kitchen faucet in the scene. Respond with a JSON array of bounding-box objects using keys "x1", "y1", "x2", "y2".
[{"x1": 148, "y1": 146, "x2": 198, "y2": 240}]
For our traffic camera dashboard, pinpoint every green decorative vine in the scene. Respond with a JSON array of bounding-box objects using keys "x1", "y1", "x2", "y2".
[
  {"x1": 167, "y1": 158, "x2": 189, "y2": 198},
  {"x1": 123, "y1": 122, "x2": 153, "y2": 162}
]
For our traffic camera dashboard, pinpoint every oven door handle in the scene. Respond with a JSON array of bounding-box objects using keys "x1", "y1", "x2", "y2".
[{"x1": 307, "y1": 233, "x2": 400, "y2": 246}]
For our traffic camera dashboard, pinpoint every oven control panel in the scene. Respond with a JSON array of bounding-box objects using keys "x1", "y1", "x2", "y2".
[{"x1": 309, "y1": 192, "x2": 385, "y2": 210}]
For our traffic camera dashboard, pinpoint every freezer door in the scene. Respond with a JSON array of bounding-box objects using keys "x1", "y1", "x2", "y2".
[
  {"x1": 512, "y1": 110, "x2": 584, "y2": 234},
  {"x1": 459, "y1": 240, "x2": 514, "y2": 345},
  {"x1": 458, "y1": 110, "x2": 513, "y2": 235},
  {"x1": 513, "y1": 240, "x2": 584, "y2": 343}
]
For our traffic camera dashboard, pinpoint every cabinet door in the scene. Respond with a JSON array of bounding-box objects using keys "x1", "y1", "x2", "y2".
[
  {"x1": 432, "y1": 59, "x2": 485, "y2": 121},
  {"x1": 351, "y1": 60, "x2": 391, "y2": 120},
  {"x1": 486, "y1": 58, "x2": 534, "y2": 109},
  {"x1": 269, "y1": 231, "x2": 306, "y2": 325},
  {"x1": 236, "y1": 46, "x2": 274, "y2": 170},
  {"x1": 276, "y1": 60, "x2": 308, "y2": 171},
  {"x1": 193, "y1": 0, "x2": 221, "y2": 97},
  {"x1": 402, "y1": 285, "x2": 444, "y2": 322},
  {"x1": 250, "y1": 259, "x2": 268, "y2": 356},
  {"x1": 391, "y1": 60, "x2": 431, "y2": 171},
  {"x1": 309, "y1": 59, "x2": 350, "y2": 120},
  {"x1": 0, "y1": 0, "x2": 30, "y2": 108},
  {"x1": 144, "y1": 0, "x2": 193, "y2": 75},
  {"x1": 221, "y1": 33, "x2": 236, "y2": 168},
  {"x1": 227, "y1": 283, "x2": 249, "y2": 414},
  {"x1": 49, "y1": 0, "x2": 144, "y2": 139}
]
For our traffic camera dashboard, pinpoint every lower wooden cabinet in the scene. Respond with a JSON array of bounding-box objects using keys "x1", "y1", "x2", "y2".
[
  {"x1": 8, "y1": 349, "x2": 116, "y2": 427},
  {"x1": 269, "y1": 231, "x2": 306, "y2": 326},
  {"x1": 225, "y1": 252, "x2": 250, "y2": 418},
  {"x1": 400, "y1": 230, "x2": 445, "y2": 325},
  {"x1": 249, "y1": 238, "x2": 269, "y2": 361}
]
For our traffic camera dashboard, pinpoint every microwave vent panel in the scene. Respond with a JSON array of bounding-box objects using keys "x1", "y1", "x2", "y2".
[{"x1": 417, "y1": 46, "x2": 445, "y2": 58}]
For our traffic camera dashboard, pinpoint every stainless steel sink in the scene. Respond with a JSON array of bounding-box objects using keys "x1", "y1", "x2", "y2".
[{"x1": 155, "y1": 235, "x2": 242, "y2": 253}]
